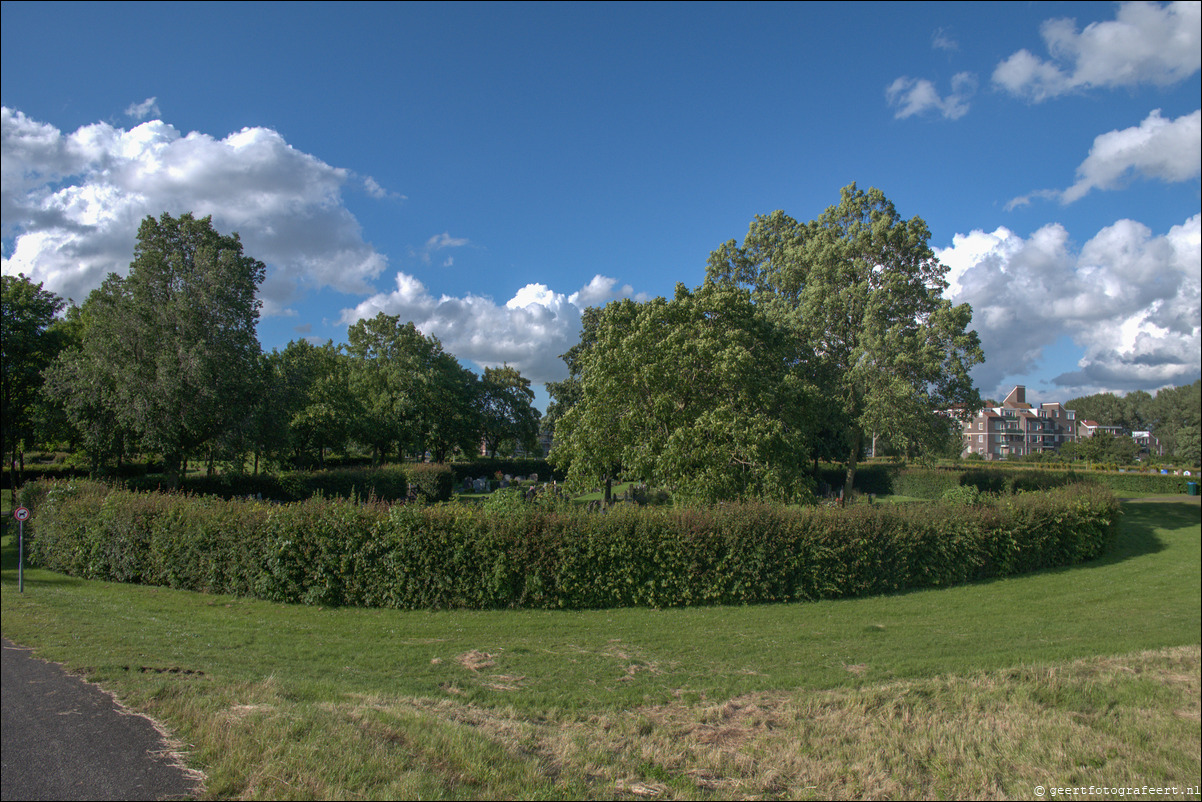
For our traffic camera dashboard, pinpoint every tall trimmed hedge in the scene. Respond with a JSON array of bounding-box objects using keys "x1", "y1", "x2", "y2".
[{"x1": 22, "y1": 480, "x2": 1120, "y2": 610}]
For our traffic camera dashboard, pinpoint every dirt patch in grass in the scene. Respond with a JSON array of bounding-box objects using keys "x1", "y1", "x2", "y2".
[{"x1": 456, "y1": 650, "x2": 496, "y2": 672}]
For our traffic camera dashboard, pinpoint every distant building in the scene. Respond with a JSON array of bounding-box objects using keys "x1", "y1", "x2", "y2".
[
  {"x1": 1131, "y1": 431, "x2": 1164, "y2": 457},
  {"x1": 1078, "y1": 420, "x2": 1124, "y2": 438},
  {"x1": 959, "y1": 385, "x2": 1078, "y2": 460}
]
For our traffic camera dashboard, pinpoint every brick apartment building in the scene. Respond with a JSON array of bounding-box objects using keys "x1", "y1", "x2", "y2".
[{"x1": 960, "y1": 385, "x2": 1078, "y2": 460}]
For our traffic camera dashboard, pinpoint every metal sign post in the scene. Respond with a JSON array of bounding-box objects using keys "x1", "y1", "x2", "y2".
[{"x1": 14, "y1": 506, "x2": 30, "y2": 593}]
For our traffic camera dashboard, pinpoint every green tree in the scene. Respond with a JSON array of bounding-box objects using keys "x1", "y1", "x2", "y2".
[
  {"x1": 1, "y1": 273, "x2": 66, "y2": 485},
  {"x1": 541, "y1": 307, "x2": 600, "y2": 451},
  {"x1": 346, "y1": 314, "x2": 428, "y2": 463},
  {"x1": 269, "y1": 340, "x2": 357, "y2": 468},
  {"x1": 43, "y1": 285, "x2": 140, "y2": 475},
  {"x1": 422, "y1": 353, "x2": 480, "y2": 463},
  {"x1": 1147, "y1": 380, "x2": 1201, "y2": 466},
  {"x1": 707, "y1": 184, "x2": 984, "y2": 491},
  {"x1": 49, "y1": 213, "x2": 266, "y2": 486},
  {"x1": 1066, "y1": 391, "x2": 1135, "y2": 429},
  {"x1": 551, "y1": 282, "x2": 818, "y2": 504},
  {"x1": 345, "y1": 313, "x2": 481, "y2": 463},
  {"x1": 479, "y1": 365, "x2": 539, "y2": 457}
]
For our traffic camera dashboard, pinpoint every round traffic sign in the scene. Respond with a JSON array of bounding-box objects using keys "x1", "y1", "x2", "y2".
[{"x1": 13, "y1": 506, "x2": 30, "y2": 522}]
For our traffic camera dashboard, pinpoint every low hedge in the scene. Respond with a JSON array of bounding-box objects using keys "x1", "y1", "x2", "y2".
[
  {"x1": 21, "y1": 480, "x2": 1120, "y2": 610},
  {"x1": 844, "y1": 465, "x2": 1191, "y2": 499},
  {"x1": 122, "y1": 464, "x2": 455, "y2": 503}
]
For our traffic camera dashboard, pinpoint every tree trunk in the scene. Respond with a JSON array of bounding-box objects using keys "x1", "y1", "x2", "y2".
[
  {"x1": 7, "y1": 446, "x2": 18, "y2": 493},
  {"x1": 166, "y1": 453, "x2": 183, "y2": 490},
  {"x1": 604, "y1": 475, "x2": 613, "y2": 505},
  {"x1": 843, "y1": 429, "x2": 863, "y2": 498}
]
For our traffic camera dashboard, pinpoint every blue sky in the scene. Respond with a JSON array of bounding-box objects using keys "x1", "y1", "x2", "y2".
[{"x1": 3, "y1": 1, "x2": 1199, "y2": 413}]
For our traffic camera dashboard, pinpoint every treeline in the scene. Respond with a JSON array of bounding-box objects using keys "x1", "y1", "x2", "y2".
[
  {"x1": 1062, "y1": 384, "x2": 1201, "y2": 466},
  {"x1": 544, "y1": 185, "x2": 985, "y2": 503},
  {"x1": 2, "y1": 214, "x2": 541, "y2": 487}
]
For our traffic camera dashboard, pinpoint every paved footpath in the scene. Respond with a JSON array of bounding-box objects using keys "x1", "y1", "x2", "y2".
[{"x1": 1, "y1": 637, "x2": 200, "y2": 801}]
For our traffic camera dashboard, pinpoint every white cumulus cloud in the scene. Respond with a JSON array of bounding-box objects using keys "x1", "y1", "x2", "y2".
[
  {"x1": 886, "y1": 72, "x2": 977, "y2": 120},
  {"x1": 938, "y1": 213, "x2": 1201, "y2": 400},
  {"x1": 1061, "y1": 108, "x2": 1201, "y2": 202},
  {"x1": 1, "y1": 107, "x2": 389, "y2": 314},
  {"x1": 340, "y1": 272, "x2": 646, "y2": 385},
  {"x1": 124, "y1": 97, "x2": 161, "y2": 121},
  {"x1": 993, "y1": 1, "x2": 1201, "y2": 102},
  {"x1": 1008, "y1": 108, "x2": 1201, "y2": 208}
]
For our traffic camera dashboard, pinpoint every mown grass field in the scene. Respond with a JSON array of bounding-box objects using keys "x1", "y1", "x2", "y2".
[{"x1": 1, "y1": 489, "x2": 1199, "y2": 800}]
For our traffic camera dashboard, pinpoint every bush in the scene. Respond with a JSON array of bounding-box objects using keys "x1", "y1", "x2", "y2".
[
  {"x1": 941, "y1": 484, "x2": 987, "y2": 505},
  {"x1": 23, "y1": 480, "x2": 1120, "y2": 611},
  {"x1": 403, "y1": 463, "x2": 454, "y2": 502},
  {"x1": 892, "y1": 468, "x2": 962, "y2": 499}
]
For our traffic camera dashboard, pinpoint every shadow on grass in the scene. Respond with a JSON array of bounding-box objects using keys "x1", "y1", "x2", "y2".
[{"x1": 1100, "y1": 497, "x2": 1198, "y2": 561}]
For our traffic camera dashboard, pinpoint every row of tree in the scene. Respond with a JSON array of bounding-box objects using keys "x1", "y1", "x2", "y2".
[
  {"x1": 2, "y1": 214, "x2": 541, "y2": 488},
  {"x1": 544, "y1": 185, "x2": 986, "y2": 503},
  {"x1": 1064, "y1": 383, "x2": 1201, "y2": 465}
]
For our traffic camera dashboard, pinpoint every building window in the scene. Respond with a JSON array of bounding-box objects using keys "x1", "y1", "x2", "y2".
[{"x1": 978, "y1": 422, "x2": 983, "y2": 431}]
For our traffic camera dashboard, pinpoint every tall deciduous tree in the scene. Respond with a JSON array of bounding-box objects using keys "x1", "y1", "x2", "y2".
[
  {"x1": 346, "y1": 314, "x2": 429, "y2": 463},
  {"x1": 345, "y1": 313, "x2": 481, "y2": 463},
  {"x1": 479, "y1": 365, "x2": 540, "y2": 457},
  {"x1": 43, "y1": 283, "x2": 138, "y2": 475},
  {"x1": 541, "y1": 307, "x2": 600, "y2": 450},
  {"x1": 1, "y1": 273, "x2": 65, "y2": 485},
  {"x1": 422, "y1": 352, "x2": 480, "y2": 463},
  {"x1": 551, "y1": 282, "x2": 819, "y2": 504},
  {"x1": 268, "y1": 339, "x2": 357, "y2": 468},
  {"x1": 707, "y1": 184, "x2": 984, "y2": 492},
  {"x1": 52, "y1": 213, "x2": 266, "y2": 486}
]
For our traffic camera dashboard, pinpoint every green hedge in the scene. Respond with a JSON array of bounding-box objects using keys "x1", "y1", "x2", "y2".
[
  {"x1": 22, "y1": 480, "x2": 1120, "y2": 610},
  {"x1": 830, "y1": 465, "x2": 1191, "y2": 499},
  {"x1": 1090, "y1": 472, "x2": 1195, "y2": 494},
  {"x1": 122, "y1": 464, "x2": 451, "y2": 503}
]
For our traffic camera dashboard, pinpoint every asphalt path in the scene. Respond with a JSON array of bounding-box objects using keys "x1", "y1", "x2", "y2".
[{"x1": 1, "y1": 637, "x2": 200, "y2": 801}]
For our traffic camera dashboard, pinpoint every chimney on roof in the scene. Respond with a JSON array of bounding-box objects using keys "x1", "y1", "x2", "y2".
[{"x1": 1004, "y1": 385, "x2": 1026, "y2": 407}]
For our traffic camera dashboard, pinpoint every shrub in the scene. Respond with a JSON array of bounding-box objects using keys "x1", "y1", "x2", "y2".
[
  {"x1": 941, "y1": 484, "x2": 987, "y2": 506},
  {"x1": 403, "y1": 463, "x2": 454, "y2": 502},
  {"x1": 23, "y1": 479, "x2": 1120, "y2": 611},
  {"x1": 892, "y1": 468, "x2": 961, "y2": 499}
]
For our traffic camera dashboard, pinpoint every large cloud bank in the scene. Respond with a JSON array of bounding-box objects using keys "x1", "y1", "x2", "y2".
[
  {"x1": 939, "y1": 213, "x2": 1201, "y2": 399},
  {"x1": 2, "y1": 106, "x2": 647, "y2": 388},
  {"x1": 1, "y1": 107, "x2": 388, "y2": 314}
]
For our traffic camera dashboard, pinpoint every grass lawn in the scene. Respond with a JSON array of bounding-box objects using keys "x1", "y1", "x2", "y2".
[{"x1": 1, "y1": 492, "x2": 1198, "y2": 800}]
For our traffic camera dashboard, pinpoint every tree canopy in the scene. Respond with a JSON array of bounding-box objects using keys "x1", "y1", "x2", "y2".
[
  {"x1": 706, "y1": 184, "x2": 984, "y2": 490},
  {"x1": 1, "y1": 273, "x2": 66, "y2": 484},
  {"x1": 479, "y1": 365, "x2": 540, "y2": 458},
  {"x1": 550, "y1": 282, "x2": 820, "y2": 503},
  {"x1": 46, "y1": 213, "x2": 266, "y2": 485}
]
